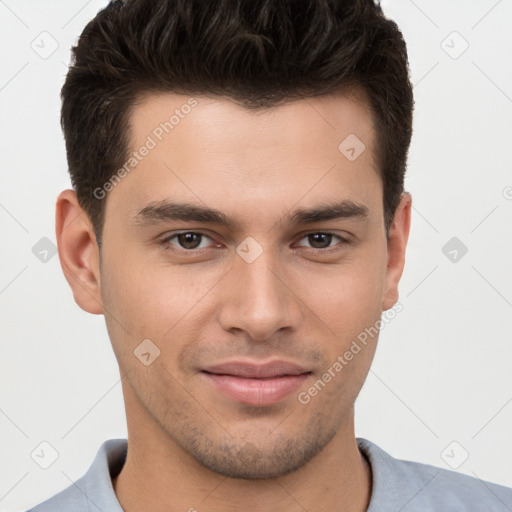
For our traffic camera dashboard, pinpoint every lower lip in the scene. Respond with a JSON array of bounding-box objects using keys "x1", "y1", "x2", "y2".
[{"x1": 202, "y1": 372, "x2": 310, "y2": 406}]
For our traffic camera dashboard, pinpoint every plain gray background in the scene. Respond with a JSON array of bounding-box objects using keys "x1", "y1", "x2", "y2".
[{"x1": 1, "y1": 1, "x2": 511, "y2": 511}]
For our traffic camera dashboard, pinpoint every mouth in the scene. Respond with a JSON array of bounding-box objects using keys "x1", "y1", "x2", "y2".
[{"x1": 200, "y1": 360, "x2": 313, "y2": 406}]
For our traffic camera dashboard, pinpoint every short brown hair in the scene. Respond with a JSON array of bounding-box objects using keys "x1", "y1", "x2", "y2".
[{"x1": 61, "y1": 0, "x2": 414, "y2": 247}]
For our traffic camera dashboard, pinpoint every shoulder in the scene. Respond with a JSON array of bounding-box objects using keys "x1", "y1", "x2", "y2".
[
  {"x1": 25, "y1": 483, "x2": 89, "y2": 512},
  {"x1": 357, "y1": 438, "x2": 512, "y2": 511},
  {"x1": 25, "y1": 438, "x2": 127, "y2": 512}
]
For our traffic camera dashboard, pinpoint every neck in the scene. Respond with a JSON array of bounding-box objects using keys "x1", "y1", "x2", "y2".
[{"x1": 112, "y1": 414, "x2": 372, "y2": 512}]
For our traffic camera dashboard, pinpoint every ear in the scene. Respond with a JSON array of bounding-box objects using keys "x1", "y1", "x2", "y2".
[
  {"x1": 55, "y1": 189, "x2": 104, "y2": 315},
  {"x1": 382, "y1": 192, "x2": 412, "y2": 311}
]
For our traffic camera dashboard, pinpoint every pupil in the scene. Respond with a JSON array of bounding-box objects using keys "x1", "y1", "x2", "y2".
[
  {"x1": 179, "y1": 233, "x2": 201, "y2": 249},
  {"x1": 310, "y1": 233, "x2": 331, "y2": 249}
]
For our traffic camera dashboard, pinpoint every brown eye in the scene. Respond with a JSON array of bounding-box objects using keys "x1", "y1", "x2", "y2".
[
  {"x1": 161, "y1": 231, "x2": 213, "y2": 252},
  {"x1": 307, "y1": 233, "x2": 333, "y2": 249},
  {"x1": 176, "y1": 232, "x2": 203, "y2": 249},
  {"x1": 295, "y1": 232, "x2": 346, "y2": 250}
]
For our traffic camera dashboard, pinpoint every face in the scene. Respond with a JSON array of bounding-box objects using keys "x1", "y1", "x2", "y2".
[{"x1": 59, "y1": 89, "x2": 411, "y2": 479}]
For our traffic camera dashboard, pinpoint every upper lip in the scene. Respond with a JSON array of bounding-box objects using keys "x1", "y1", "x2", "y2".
[{"x1": 201, "y1": 360, "x2": 311, "y2": 379}]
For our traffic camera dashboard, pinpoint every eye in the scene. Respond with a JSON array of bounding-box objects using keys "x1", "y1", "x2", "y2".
[
  {"x1": 159, "y1": 230, "x2": 349, "y2": 255},
  {"x1": 294, "y1": 232, "x2": 348, "y2": 250},
  {"x1": 161, "y1": 231, "x2": 215, "y2": 251}
]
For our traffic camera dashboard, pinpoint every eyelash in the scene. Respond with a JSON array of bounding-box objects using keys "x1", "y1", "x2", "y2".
[{"x1": 159, "y1": 231, "x2": 350, "y2": 254}]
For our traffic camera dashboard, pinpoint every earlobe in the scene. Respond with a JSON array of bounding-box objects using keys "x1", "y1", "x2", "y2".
[
  {"x1": 382, "y1": 192, "x2": 412, "y2": 311},
  {"x1": 55, "y1": 189, "x2": 104, "y2": 315}
]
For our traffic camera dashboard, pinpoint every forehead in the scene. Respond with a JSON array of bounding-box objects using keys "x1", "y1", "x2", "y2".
[
  {"x1": 129, "y1": 88, "x2": 376, "y2": 155},
  {"x1": 106, "y1": 89, "x2": 382, "y2": 229}
]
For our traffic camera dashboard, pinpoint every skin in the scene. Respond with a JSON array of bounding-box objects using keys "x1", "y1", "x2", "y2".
[{"x1": 56, "y1": 88, "x2": 411, "y2": 512}]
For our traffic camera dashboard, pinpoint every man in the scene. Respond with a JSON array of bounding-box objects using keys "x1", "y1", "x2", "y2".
[{"x1": 27, "y1": 0, "x2": 512, "y2": 510}]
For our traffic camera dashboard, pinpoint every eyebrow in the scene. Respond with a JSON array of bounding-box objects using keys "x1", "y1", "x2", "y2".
[{"x1": 132, "y1": 199, "x2": 369, "y2": 229}]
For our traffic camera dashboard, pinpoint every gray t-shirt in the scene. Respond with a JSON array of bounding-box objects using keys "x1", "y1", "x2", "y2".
[{"x1": 25, "y1": 438, "x2": 512, "y2": 511}]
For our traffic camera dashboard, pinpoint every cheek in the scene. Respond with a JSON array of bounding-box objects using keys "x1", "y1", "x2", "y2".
[
  {"x1": 296, "y1": 255, "x2": 386, "y2": 399},
  {"x1": 303, "y1": 268, "x2": 384, "y2": 409},
  {"x1": 100, "y1": 249, "x2": 223, "y2": 354},
  {"x1": 302, "y1": 253, "x2": 386, "y2": 332}
]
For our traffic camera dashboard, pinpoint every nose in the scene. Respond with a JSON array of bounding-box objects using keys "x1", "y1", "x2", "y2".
[{"x1": 217, "y1": 246, "x2": 302, "y2": 342}]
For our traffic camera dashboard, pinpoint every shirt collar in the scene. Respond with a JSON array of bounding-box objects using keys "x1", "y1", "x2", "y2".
[{"x1": 80, "y1": 437, "x2": 409, "y2": 511}]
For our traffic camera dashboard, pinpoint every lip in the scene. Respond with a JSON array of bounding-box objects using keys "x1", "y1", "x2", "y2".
[
  {"x1": 202, "y1": 360, "x2": 310, "y2": 378},
  {"x1": 201, "y1": 360, "x2": 312, "y2": 406}
]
